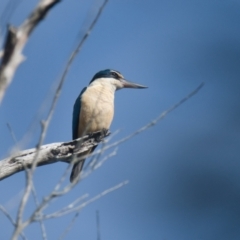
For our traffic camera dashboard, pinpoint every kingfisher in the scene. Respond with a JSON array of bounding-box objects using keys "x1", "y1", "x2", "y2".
[{"x1": 70, "y1": 69, "x2": 147, "y2": 182}]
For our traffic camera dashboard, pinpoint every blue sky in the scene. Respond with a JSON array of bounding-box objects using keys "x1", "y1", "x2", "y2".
[{"x1": 1, "y1": 0, "x2": 240, "y2": 239}]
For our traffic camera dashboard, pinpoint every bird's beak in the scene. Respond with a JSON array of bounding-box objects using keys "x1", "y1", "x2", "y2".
[{"x1": 121, "y1": 79, "x2": 148, "y2": 89}]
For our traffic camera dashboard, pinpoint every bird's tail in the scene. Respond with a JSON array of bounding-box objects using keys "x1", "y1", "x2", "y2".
[{"x1": 70, "y1": 159, "x2": 85, "y2": 183}]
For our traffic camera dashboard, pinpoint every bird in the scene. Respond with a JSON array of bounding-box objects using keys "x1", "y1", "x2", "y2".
[{"x1": 70, "y1": 69, "x2": 147, "y2": 182}]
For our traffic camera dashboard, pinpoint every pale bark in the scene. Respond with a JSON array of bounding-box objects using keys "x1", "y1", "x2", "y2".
[
  {"x1": 0, "y1": 130, "x2": 109, "y2": 181},
  {"x1": 0, "y1": 0, "x2": 60, "y2": 104}
]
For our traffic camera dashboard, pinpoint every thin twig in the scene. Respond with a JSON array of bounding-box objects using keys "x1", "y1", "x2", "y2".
[
  {"x1": 0, "y1": 205, "x2": 16, "y2": 228},
  {"x1": 23, "y1": 146, "x2": 116, "y2": 229},
  {"x1": 13, "y1": 165, "x2": 32, "y2": 239},
  {"x1": 0, "y1": 205, "x2": 27, "y2": 240},
  {"x1": 82, "y1": 148, "x2": 118, "y2": 180},
  {"x1": 88, "y1": 140, "x2": 107, "y2": 170},
  {"x1": 31, "y1": 184, "x2": 47, "y2": 240},
  {"x1": 45, "y1": 180, "x2": 129, "y2": 219},
  {"x1": 96, "y1": 82, "x2": 205, "y2": 153},
  {"x1": 6, "y1": 122, "x2": 17, "y2": 144},
  {"x1": 58, "y1": 0, "x2": 109, "y2": 92},
  {"x1": 58, "y1": 181, "x2": 128, "y2": 239},
  {"x1": 54, "y1": 194, "x2": 89, "y2": 217}
]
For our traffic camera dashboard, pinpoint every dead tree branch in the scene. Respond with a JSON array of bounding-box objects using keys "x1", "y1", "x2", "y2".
[
  {"x1": 0, "y1": 130, "x2": 110, "y2": 181},
  {"x1": 0, "y1": 0, "x2": 60, "y2": 104}
]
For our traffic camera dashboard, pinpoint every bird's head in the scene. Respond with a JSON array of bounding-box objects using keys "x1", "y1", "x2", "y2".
[{"x1": 89, "y1": 69, "x2": 147, "y2": 91}]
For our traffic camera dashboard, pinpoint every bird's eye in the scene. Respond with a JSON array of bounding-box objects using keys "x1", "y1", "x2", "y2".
[{"x1": 112, "y1": 72, "x2": 119, "y2": 79}]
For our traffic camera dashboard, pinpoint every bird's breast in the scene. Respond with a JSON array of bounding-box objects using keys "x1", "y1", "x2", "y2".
[{"x1": 78, "y1": 86, "x2": 115, "y2": 137}]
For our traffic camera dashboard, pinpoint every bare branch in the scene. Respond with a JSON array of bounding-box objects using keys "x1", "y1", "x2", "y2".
[
  {"x1": 6, "y1": 122, "x2": 18, "y2": 144},
  {"x1": 13, "y1": 142, "x2": 116, "y2": 236},
  {"x1": 0, "y1": 130, "x2": 110, "y2": 181},
  {"x1": 57, "y1": 181, "x2": 128, "y2": 240},
  {"x1": 14, "y1": 165, "x2": 32, "y2": 239},
  {"x1": 0, "y1": 205, "x2": 16, "y2": 228},
  {"x1": 31, "y1": 185, "x2": 47, "y2": 240},
  {"x1": 83, "y1": 147, "x2": 118, "y2": 180},
  {"x1": 0, "y1": 205, "x2": 27, "y2": 240},
  {"x1": 54, "y1": 194, "x2": 89, "y2": 218},
  {"x1": 0, "y1": 0, "x2": 60, "y2": 104},
  {"x1": 44, "y1": 180, "x2": 129, "y2": 220},
  {"x1": 100, "y1": 82, "x2": 205, "y2": 151},
  {"x1": 59, "y1": 0, "x2": 109, "y2": 94}
]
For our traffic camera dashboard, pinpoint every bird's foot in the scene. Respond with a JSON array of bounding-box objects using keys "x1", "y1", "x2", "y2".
[
  {"x1": 101, "y1": 128, "x2": 110, "y2": 137},
  {"x1": 87, "y1": 129, "x2": 110, "y2": 142}
]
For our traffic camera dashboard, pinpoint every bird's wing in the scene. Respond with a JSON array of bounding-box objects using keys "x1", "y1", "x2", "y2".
[{"x1": 72, "y1": 87, "x2": 87, "y2": 140}]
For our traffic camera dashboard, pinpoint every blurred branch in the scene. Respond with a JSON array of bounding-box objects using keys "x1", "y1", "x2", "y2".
[
  {"x1": 6, "y1": 122, "x2": 17, "y2": 144},
  {"x1": 0, "y1": 130, "x2": 110, "y2": 181},
  {"x1": 43, "y1": 180, "x2": 128, "y2": 220},
  {"x1": 0, "y1": 205, "x2": 27, "y2": 240},
  {"x1": 101, "y1": 82, "x2": 205, "y2": 151},
  {"x1": 59, "y1": 0, "x2": 109, "y2": 91},
  {"x1": 31, "y1": 185, "x2": 47, "y2": 240},
  {"x1": 57, "y1": 182, "x2": 127, "y2": 239},
  {"x1": 0, "y1": 0, "x2": 60, "y2": 104}
]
